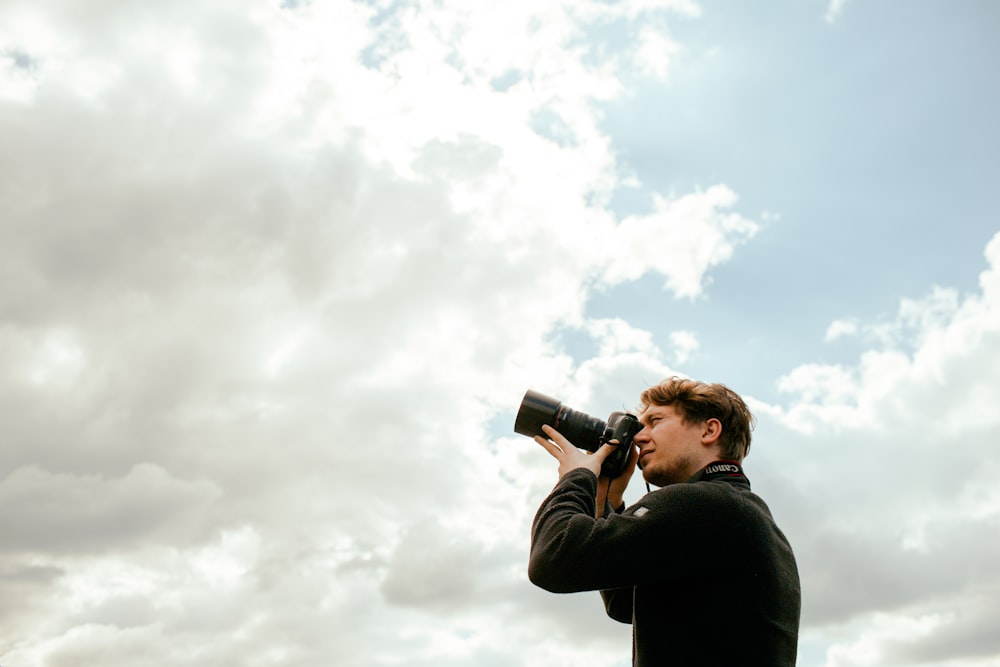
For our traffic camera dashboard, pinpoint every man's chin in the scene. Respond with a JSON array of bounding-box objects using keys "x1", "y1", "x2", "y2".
[
  {"x1": 642, "y1": 461, "x2": 692, "y2": 487},
  {"x1": 641, "y1": 467, "x2": 674, "y2": 487}
]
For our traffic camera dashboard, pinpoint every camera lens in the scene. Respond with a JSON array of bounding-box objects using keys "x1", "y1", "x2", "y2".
[{"x1": 514, "y1": 390, "x2": 607, "y2": 453}]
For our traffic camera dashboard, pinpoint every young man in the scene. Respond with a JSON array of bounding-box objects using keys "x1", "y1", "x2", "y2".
[{"x1": 528, "y1": 377, "x2": 800, "y2": 666}]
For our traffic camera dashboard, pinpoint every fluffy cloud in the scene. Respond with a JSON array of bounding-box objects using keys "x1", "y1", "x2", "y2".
[
  {"x1": 4, "y1": 1, "x2": 993, "y2": 666},
  {"x1": 602, "y1": 185, "x2": 759, "y2": 297},
  {"x1": 0, "y1": 464, "x2": 219, "y2": 553},
  {"x1": 755, "y1": 231, "x2": 1000, "y2": 666},
  {"x1": 0, "y1": 1, "x2": 753, "y2": 665}
]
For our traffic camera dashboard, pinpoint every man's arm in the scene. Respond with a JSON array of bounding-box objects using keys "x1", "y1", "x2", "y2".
[
  {"x1": 600, "y1": 587, "x2": 633, "y2": 624},
  {"x1": 527, "y1": 468, "x2": 600, "y2": 591},
  {"x1": 528, "y1": 469, "x2": 737, "y2": 593},
  {"x1": 598, "y1": 500, "x2": 633, "y2": 623},
  {"x1": 528, "y1": 468, "x2": 652, "y2": 593},
  {"x1": 528, "y1": 425, "x2": 646, "y2": 593}
]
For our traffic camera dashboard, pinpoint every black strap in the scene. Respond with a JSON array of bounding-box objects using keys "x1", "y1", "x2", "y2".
[{"x1": 694, "y1": 460, "x2": 747, "y2": 484}]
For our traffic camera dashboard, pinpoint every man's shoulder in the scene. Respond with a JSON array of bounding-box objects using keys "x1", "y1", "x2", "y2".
[
  {"x1": 636, "y1": 478, "x2": 758, "y2": 519},
  {"x1": 634, "y1": 479, "x2": 715, "y2": 508},
  {"x1": 647, "y1": 477, "x2": 748, "y2": 500}
]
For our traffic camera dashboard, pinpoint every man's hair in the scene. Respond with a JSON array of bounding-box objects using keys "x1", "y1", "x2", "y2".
[{"x1": 638, "y1": 377, "x2": 755, "y2": 460}]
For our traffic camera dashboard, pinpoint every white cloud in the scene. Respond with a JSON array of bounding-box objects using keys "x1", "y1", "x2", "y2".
[
  {"x1": 0, "y1": 1, "x2": 744, "y2": 665},
  {"x1": 602, "y1": 185, "x2": 760, "y2": 297},
  {"x1": 8, "y1": 1, "x2": 995, "y2": 666},
  {"x1": 750, "y1": 230, "x2": 1000, "y2": 663},
  {"x1": 669, "y1": 330, "x2": 699, "y2": 364},
  {"x1": 824, "y1": 612, "x2": 948, "y2": 667},
  {"x1": 824, "y1": 0, "x2": 853, "y2": 24},
  {"x1": 0, "y1": 464, "x2": 220, "y2": 553},
  {"x1": 634, "y1": 26, "x2": 682, "y2": 80},
  {"x1": 825, "y1": 318, "x2": 859, "y2": 342}
]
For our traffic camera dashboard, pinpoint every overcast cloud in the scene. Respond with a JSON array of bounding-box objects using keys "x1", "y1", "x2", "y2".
[{"x1": 2, "y1": 1, "x2": 999, "y2": 666}]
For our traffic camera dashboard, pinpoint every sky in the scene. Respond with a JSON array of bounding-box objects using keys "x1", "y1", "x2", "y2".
[{"x1": 1, "y1": 1, "x2": 999, "y2": 666}]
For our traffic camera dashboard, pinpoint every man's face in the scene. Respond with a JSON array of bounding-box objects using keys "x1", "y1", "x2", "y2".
[{"x1": 634, "y1": 404, "x2": 707, "y2": 486}]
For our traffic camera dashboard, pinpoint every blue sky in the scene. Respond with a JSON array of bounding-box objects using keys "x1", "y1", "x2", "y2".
[
  {"x1": 589, "y1": 0, "x2": 1000, "y2": 403},
  {"x1": 2, "y1": 1, "x2": 999, "y2": 666}
]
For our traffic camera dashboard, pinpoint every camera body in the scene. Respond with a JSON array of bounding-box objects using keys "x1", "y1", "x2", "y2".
[{"x1": 514, "y1": 389, "x2": 641, "y2": 478}]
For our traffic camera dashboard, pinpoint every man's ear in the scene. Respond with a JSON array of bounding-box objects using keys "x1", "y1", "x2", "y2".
[{"x1": 701, "y1": 418, "x2": 722, "y2": 446}]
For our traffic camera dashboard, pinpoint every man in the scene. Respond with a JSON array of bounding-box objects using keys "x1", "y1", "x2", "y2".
[{"x1": 528, "y1": 377, "x2": 800, "y2": 666}]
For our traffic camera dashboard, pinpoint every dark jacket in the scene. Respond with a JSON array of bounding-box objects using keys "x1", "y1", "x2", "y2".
[{"x1": 529, "y1": 465, "x2": 800, "y2": 666}]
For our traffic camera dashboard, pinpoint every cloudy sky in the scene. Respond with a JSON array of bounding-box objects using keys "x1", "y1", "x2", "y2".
[{"x1": 2, "y1": 0, "x2": 999, "y2": 665}]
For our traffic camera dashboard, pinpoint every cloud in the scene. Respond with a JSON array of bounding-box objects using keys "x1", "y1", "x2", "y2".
[
  {"x1": 0, "y1": 464, "x2": 220, "y2": 554},
  {"x1": 821, "y1": 588, "x2": 1000, "y2": 667},
  {"x1": 10, "y1": 1, "x2": 994, "y2": 665},
  {"x1": 380, "y1": 518, "x2": 492, "y2": 610},
  {"x1": 669, "y1": 330, "x2": 699, "y2": 365},
  {"x1": 750, "y1": 231, "x2": 1000, "y2": 664},
  {"x1": 634, "y1": 25, "x2": 682, "y2": 80},
  {"x1": 825, "y1": 318, "x2": 859, "y2": 342},
  {"x1": 0, "y1": 1, "x2": 752, "y2": 665},
  {"x1": 824, "y1": 0, "x2": 853, "y2": 24},
  {"x1": 602, "y1": 185, "x2": 760, "y2": 297}
]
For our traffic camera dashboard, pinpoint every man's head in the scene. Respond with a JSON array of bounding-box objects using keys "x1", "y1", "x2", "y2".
[{"x1": 634, "y1": 377, "x2": 754, "y2": 485}]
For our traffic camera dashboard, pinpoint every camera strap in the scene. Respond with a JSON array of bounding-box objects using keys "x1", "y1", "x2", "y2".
[
  {"x1": 643, "y1": 461, "x2": 746, "y2": 493},
  {"x1": 693, "y1": 460, "x2": 747, "y2": 484}
]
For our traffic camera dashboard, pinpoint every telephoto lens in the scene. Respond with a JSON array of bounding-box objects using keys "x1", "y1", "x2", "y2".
[
  {"x1": 514, "y1": 389, "x2": 641, "y2": 478},
  {"x1": 513, "y1": 390, "x2": 606, "y2": 453}
]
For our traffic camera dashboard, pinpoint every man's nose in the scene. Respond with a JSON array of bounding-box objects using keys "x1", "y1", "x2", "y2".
[{"x1": 633, "y1": 426, "x2": 650, "y2": 444}]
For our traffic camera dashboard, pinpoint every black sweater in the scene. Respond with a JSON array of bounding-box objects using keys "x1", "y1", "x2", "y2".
[{"x1": 529, "y1": 465, "x2": 800, "y2": 666}]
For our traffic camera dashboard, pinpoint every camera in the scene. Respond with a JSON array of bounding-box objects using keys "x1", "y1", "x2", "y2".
[{"x1": 514, "y1": 389, "x2": 641, "y2": 478}]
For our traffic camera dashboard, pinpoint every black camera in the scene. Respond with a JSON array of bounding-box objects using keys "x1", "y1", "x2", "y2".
[{"x1": 514, "y1": 389, "x2": 641, "y2": 478}]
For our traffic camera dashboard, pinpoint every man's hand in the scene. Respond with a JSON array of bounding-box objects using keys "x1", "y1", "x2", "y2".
[{"x1": 534, "y1": 424, "x2": 617, "y2": 479}]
